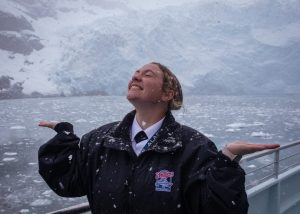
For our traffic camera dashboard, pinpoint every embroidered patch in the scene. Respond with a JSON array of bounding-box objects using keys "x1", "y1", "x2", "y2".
[{"x1": 155, "y1": 170, "x2": 174, "y2": 192}]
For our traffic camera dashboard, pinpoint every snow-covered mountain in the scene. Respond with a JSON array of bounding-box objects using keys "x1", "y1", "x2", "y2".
[{"x1": 1, "y1": 0, "x2": 300, "y2": 98}]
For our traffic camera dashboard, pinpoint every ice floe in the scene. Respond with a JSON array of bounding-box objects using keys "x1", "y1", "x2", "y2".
[
  {"x1": 4, "y1": 152, "x2": 17, "y2": 156},
  {"x1": 250, "y1": 131, "x2": 273, "y2": 138},
  {"x1": 9, "y1": 126, "x2": 26, "y2": 130},
  {"x1": 75, "y1": 119, "x2": 87, "y2": 123},
  {"x1": 2, "y1": 157, "x2": 17, "y2": 162},
  {"x1": 247, "y1": 164, "x2": 256, "y2": 168},
  {"x1": 226, "y1": 122, "x2": 265, "y2": 129},
  {"x1": 30, "y1": 199, "x2": 52, "y2": 206}
]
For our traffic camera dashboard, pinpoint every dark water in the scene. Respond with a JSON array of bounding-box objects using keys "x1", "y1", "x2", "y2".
[{"x1": 0, "y1": 95, "x2": 299, "y2": 213}]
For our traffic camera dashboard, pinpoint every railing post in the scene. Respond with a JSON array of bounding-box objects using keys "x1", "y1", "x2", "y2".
[{"x1": 274, "y1": 149, "x2": 280, "y2": 179}]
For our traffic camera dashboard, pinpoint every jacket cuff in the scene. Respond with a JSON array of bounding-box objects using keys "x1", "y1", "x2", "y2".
[
  {"x1": 215, "y1": 151, "x2": 239, "y2": 168},
  {"x1": 54, "y1": 122, "x2": 74, "y2": 134}
]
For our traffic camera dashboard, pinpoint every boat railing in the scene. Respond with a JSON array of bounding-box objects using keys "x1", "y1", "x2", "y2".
[
  {"x1": 240, "y1": 140, "x2": 300, "y2": 190},
  {"x1": 46, "y1": 140, "x2": 300, "y2": 214}
]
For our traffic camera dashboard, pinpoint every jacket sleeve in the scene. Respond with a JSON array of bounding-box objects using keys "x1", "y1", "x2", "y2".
[
  {"x1": 183, "y1": 140, "x2": 249, "y2": 214},
  {"x1": 38, "y1": 122, "x2": 93, "y2": 197}
]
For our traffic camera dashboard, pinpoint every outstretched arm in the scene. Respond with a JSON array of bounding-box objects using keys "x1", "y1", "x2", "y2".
[
  {"x1": 38, "y1": 120, "x2": 88, "y2": 197},
  {"x1": 223, "y1": 141, "x2": 280, "y2": 161},
  {"x1": 184, "y1": 138, "x2": 280, "y2": 214}
]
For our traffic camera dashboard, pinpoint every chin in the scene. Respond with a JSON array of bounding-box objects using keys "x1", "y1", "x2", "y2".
[{"x1": 126, "y1": 94, "x2": 136, "y2": 101}]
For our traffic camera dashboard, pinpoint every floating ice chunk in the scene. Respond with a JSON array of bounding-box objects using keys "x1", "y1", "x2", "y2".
[
  {"x1": 10, "y1": 126, "x2": 26, "y2": 130},
  {"x1": 225, "y1": 128, "x2": 241, "y2": 132},
  {"x1": 226, "y1": 123, "x2": 249, "y2": 128},
  {"x1": 42, "y1": 190, "x2": 52, "y2": 197},
  {"x1": 30, "y1": 199, "x2": 52, "y2": 206},
  {"x1": 2, "y1": 157, "x2": 17, "y2": 162},
  {"x1": 28, "y1": 162, "x2": 37, "y2": 165},
  {"x1": 202, "y1": 133, "x2": 215, "y2": 138},
  {"x1": 4, "y1": 152, "x2": 17, "y2": 156},
  {"x1": 19, "y1": 209, "x2": 30, "y2": 213},
  {"x1": 226, "y1": 122, "x2": 265, "y2": 129},
  {"x1": 252, "y1": 122, "x2": 265, "y2": 126},
  {"x1": 250, "y1": 131, "x2": 272, "y2": 138},
  {"x1": 75, "y1": 119, "x2": 87, "y2": 123}
]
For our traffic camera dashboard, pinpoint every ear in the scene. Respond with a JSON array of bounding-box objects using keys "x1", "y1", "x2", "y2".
[{"x1": 161, "y1": 90, "x2": 174, "y2": 102}]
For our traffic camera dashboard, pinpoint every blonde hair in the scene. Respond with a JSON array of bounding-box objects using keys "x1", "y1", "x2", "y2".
[{"x1": 151, "y1": 62, "x2": 183, "y2": 110}]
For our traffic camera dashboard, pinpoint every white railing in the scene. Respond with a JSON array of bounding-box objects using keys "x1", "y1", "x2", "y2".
[
  {"x1": 241, "y1": 140, "x2": 300, "y2": 190},
  {"x1": 242, "y1": 140, "x2": 300, "y2": 214}
]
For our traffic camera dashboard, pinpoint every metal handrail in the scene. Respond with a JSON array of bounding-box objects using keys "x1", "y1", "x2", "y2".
[
  {"x1": 47, "y1": 140, "x2": 300, "y2": 214},
  {"x1": 241, "y1": 140, "x2": 300, "y2": 162},
  {"x1": 46, "y1": 202, "x2": 90, "y2": 214},
  {"x1": 242, "y1": 140, "x2": 300, "y2": 187},
  {"x1": 245, "y1": 161, "x2": 275, "y2": 175}
]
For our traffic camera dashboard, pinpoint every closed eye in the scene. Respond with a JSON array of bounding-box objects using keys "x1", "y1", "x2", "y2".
[{"x1": 143, "y1": 70, "x2": 155, "y2": 77}]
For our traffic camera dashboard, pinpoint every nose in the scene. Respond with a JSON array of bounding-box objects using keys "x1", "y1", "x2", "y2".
[{"x1": 132, "y1": 72, "x2": 142, "y2": 81}]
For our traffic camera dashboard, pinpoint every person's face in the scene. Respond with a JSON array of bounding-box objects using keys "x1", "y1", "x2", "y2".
[{"x1": 127, "y1": 63, "x2": 172, "y2": 108}]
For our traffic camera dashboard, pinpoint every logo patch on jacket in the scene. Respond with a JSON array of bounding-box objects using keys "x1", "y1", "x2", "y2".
[{"x1": 155, "y1": 170, "x2": 174, "y2": 192}]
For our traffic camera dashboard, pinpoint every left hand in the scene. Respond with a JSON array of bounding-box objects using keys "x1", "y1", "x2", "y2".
[{"x1": 226, "y1": 141, "x2": 280, "y2": 156}]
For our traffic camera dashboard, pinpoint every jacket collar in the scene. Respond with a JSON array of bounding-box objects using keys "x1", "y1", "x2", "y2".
[{"x1": 103, "y1": 110, "x2": 183, "y2": 153}]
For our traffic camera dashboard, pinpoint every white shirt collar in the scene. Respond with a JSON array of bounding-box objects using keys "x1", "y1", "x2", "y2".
[{"x1": 131, "y1": 116, "x2": 165, "y2": 155}]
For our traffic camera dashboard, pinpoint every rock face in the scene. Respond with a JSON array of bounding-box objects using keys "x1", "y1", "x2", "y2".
[
  {"x1": 0, "y1": 0, "x2": 300, "y2": 99},
  {"x1": 0, "y1": 11, "x2": 43, "y2": 55},
  {"x1": 0, "y1": 76, "x2": 24, "y2": 99}
]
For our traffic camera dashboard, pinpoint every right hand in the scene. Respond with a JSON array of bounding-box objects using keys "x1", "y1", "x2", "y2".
[{"x1": 38, "y1": 120, "x2": 59, "y2": 129}]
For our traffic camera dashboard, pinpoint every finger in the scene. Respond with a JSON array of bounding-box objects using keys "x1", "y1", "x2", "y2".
[
  {"x1": 264, "y1": 144, "x2": 280, "y2": 149},
  {"x1": 250, "y1": 143, "x2": 280, "y2": 150},
  {"x1": 246, "y1": 143, "x2": 280, "y2": 153},
  {"x1": 38, "y1": 121, "x2": 49, "y2": 127},
  {"x1": 38, "y1": 121, "x2": 57, "y2": 129}
]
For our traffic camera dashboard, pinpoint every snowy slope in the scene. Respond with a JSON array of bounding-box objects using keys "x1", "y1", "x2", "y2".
[{"x1": 1, "y1": 0, "x2": 300, "y2": 98}]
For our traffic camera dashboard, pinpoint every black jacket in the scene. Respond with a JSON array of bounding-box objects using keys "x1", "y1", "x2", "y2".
[{"x1": 39, "y1": 110, "x2": 248, "y2": 214}]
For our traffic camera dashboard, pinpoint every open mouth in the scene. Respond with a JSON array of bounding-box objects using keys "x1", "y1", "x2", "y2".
[{"x1": 130, "y1": 84, "x2": 143, "y2": 90}]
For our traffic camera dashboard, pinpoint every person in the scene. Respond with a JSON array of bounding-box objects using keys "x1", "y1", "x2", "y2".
[{"x1": 38, "y1": 62, "x2": 280, "y2": 214}]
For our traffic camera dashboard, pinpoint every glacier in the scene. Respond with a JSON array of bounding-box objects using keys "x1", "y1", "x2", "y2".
[{"x1": 0, "y1": 0, "x2": 300, "y2": 98}]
